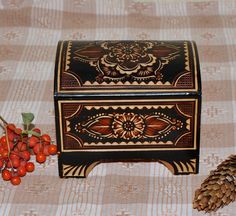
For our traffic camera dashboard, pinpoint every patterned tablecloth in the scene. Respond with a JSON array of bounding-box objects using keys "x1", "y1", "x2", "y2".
[{"x1": 0, "y1": 0, "x2": 235, "y2": 215}]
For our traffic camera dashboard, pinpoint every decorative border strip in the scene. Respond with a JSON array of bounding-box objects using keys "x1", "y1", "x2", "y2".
[
  {"x1": 83, "y1": 140, "x2": 174, "y2": 146},
  {"x1": 83, "y1": 81, "x2": 172, "y2": 86},
  {"x1": 84, "y1": 105, "x2": 174, "y2": 110}
]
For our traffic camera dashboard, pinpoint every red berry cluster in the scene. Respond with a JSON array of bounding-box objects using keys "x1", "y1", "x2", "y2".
[
  {"x1": 0, "y1": 116, "x2": 57, "y2": 186},
  {"x1": 29, "y1": 132, "x2": 57, "y2": 163}
]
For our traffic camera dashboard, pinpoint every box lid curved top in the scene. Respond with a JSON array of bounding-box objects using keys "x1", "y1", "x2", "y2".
[{"x1": 54, "y1": 40, "x2": 201, "y2": 97}]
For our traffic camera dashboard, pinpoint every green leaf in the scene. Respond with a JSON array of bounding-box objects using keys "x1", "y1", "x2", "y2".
[
  {"x1": 21, "y1": 130, "x2": 41, "y2": 137},
  {"x1": 28, "y1": 130, "x2": 41, "y2": 137},
  {"x1": 21, "y1": 113, "x2": 34, "y2": 126}
]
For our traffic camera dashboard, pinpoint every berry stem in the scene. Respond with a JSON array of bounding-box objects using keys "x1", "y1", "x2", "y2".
[
  {"x1": 0, "y1": 116, "x2": 8, "y2": 125},
  {"x1": 0, "y1": 122, "x2": 4, "y2": 130},
  {"x1": 5, "y1": 125, "x2": 14, "y2": 171},
  {"x1": 39, "y1": 138, "x2": 43, "y2": 153}
]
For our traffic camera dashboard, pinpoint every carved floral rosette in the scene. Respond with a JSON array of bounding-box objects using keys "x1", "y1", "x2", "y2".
[{"x1": 77, "y1": 112, "x2": 183, "y2": 141}]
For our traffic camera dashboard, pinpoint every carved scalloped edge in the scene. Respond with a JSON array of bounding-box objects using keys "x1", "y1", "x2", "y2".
[
  {"x1": 83, "y1": 81, "x2": 172, "y2": 86},
  {"x1": 186, "y1": 118, "x2": 191, "y2": 130},
  {"x1": 83, "y1": 141, "x2": 173, "y2": 146},
  {"x1": 84, "y1": 105, "x2": 174, "y2": 110},
  {"x1": 184, "y1": 42, "x2": 190, "y2": 72},
  {"x1": 65, "y1": 41, "x2": 72, "y2": 71}
]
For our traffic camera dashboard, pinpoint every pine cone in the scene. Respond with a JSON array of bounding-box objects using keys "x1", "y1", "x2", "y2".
[{"x1": 193, "y1": 155, "x2": 236, "y2": 212}]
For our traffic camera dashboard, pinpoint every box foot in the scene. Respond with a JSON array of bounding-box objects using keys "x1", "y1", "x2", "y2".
[
  {"x1": 59, "y1": 157, "x2": 198, "y2": 177},
  {"x1": 158, "y1": 158, "x2": 198, "y2": 175},
  {"x1": 61, "y1": 161, "x2": 100, "y2": 178}
]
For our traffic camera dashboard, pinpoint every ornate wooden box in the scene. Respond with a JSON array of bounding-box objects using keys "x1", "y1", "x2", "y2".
[{"x1": 54, "y1": 40, "x2": 201, "y2": 178}]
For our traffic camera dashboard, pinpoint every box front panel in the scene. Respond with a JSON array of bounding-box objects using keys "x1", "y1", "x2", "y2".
[{"x1": 57, "y1": 98, "x2": 199, "y2": 152}]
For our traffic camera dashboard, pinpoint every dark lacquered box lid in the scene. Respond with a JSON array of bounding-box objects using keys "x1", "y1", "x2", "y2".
[{"x1": 54, "y1": 40, "x2": 201, "y2": 97}]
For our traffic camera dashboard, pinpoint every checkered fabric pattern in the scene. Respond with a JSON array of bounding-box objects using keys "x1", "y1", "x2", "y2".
[{"x1": 0, "y1": 0, "x2": 236, "y2": 215}]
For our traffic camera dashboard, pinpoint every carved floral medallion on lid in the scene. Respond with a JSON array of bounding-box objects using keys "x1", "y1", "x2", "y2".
[
  {"x1": 59, "y1": 40, "x2": 196, "y2": 90},
  {"x1": 73, "y1": 41, "x2": 180, "y2": 83}
]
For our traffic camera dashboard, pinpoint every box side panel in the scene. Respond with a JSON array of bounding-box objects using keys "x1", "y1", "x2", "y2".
[
  {"x1": 54, "y1": 41, "x2": 63, "y2": 97},
  {"x1": 192, "y1": 41, "x2": 202, "y2": 96},
  {"x1": 54, "y1": 96, "x2": 62, "y2": 177},
  {"x1": 196, "y1": 91, "x2": 201, "y2": 163}
]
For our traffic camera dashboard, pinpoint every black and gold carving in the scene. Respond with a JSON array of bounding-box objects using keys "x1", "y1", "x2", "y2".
[
  {"x1": 62, "y1": 161, "x2": 100, "y2": 177},
  {"x1": 54, "y1": 40, "x2": 202, "y2": 177},
  {"x1": 57, "y1": 40, "x2": 199, "y2": 92},
  {"x1": 58, "y1": 99, "x2": 197, "y2": 151},
  {"x1": 158, "y1": 158, "x2": 197, "y2": 175}
]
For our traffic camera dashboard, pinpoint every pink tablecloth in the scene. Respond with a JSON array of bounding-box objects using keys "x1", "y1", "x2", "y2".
[{"x1": 0, "y1": 0, "x2": 235, "y2": 215}]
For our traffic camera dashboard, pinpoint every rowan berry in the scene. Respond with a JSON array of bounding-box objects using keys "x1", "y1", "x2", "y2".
[
  {"x1": 36, "y1": 153, "x2": 46, "y2": 163},
  {"x1": 33, "y1": 143, "x2": 41, "y2": 154},
  {"x1": 11, "y1": 158, "x2": 20, "y2": 168},
  {"x1": 0, "y1": 136, "x2": 6, "y2": 145},
  {"x1": 25, "y1": 162, "x2": 35, "y2": 172},
  {"x1": 7, "y1": 124, "x2": 16, "y2": 131},
  {"x1": 32, "y1": 128, "x2": 41, "y2": 135},
  {"x1": 2, "y1": 169, "x2": 12, "y2": 181},
  {"x1": 21, "y1": 151, "x2": 30, "y2": 161},
  {"x1": 41, "y1": 134, "x2": 51, "y2": 145},
  {"x1": 7, "y1": 133, "x2": 14, "y2": 142},
  {"x1": 17, "y1": 142, "x2": 27, "y2": 151},
  {"x1": 48, "y1": 145, "x2": 57, "y2": 155},
  {"x1": 20, "y1": 160, "x2": 26, "y2": 167},
  {"x1": 0, "y1": 146, "x2": 4, "y2": 154},
  {"x1": 0, "y1": 159, "x2": 4, "y2": 168},
  {"x1": 2, "y1": 149, "x2": 9, "y2": 159},
  {"x1": 11, "y1": 176, "x2": 21, "y2": 185},
  {"x1": 43, "y1": 145, "x2": 50, "y2": 156},
  {"x1": 28, "y1": 136, "x2": 39, "y2": 148},
  {"x1": 14, "y1": 128, "x2": 22, "y2": 135},
  {"x1": 9, "y1": 153, "x2": 20, "y2": 160},
  {"x1": 17, "y1": 166, "x2": 27, "y2": 177}
]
